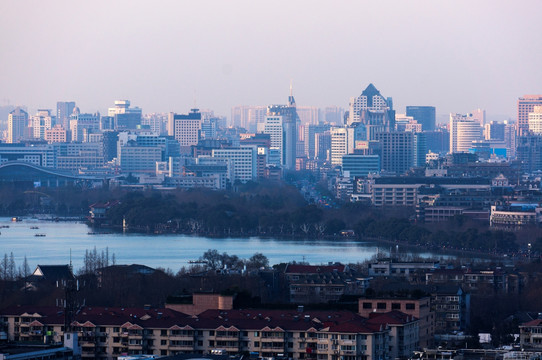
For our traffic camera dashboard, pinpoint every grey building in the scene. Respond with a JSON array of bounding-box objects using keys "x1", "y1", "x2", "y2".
[{"x1": 406, "y1": 106, "x2": 436, "y2": 131}]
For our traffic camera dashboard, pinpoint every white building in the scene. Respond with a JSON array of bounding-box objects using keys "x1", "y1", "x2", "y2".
[
  {"x1": 32, "y1": 110, "x2": 55, "y2": 140},
  {"x1": 528, "y1": 106, "x2": 542, "y2": 134},
  {"x1": 261, "y1": 116, "x2": 283, "y2": 166},
  {"x1": 449, "y1": 113, "x2": 483, "y2": 153},
  {"x1": 211, "y1": 147, "x2": 256, "y2": 183},
  {"x1": 330, "y1": 127, "x2": 354, "y2": 166}
]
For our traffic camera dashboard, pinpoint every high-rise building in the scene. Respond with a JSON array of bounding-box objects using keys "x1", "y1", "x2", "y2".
[
  {"x1": 296, "y1": 106, "x2": 319, "y2": 125},
  {"x1": 265, "y1": 89, "x2": 298, "y2": 170},
  {"x1": 528, "y1": 106, "x2": 542, "y2": 134},
  {"x1": 330, "y1": 127, "x2": 354, "y2": 166},
  {"x1": 470, "y1": 108, "x2": 486, "y2": 126},
  {"x1": 517, "y1": 95, "x2": 542, "y2": 136},
  {"x1": 315, "y1": 131, "x2": 331, "y2": 161},
  {"x1": 347, "y1": 83, "x2": 395, "y2": 139},
  {"x1": 516, "y1": 134, "x2": 542, "y2": 173},
  {"x1": 168, "y1": 109, "x2": 202, "y2": 154},
  {"x1": 108, "y1": 100, "x2": 142, "y2": 130},
  {"x1": 449, "y1": 113, "x2": 483, "y2": 153},
  {"x1": 376, "y1": 131, "x2": 414, "y2": 174},
  {"x1": 7, "y1": 107, "x2": 28, "y2": 143},
  {"x1": 304, "y1": 123, "x2": 331, "y2": 159},
  {"x1": 231, "y1": 105, "x2": 266, "y2": 131},
  {"x1": 321, "y1": 106, "x2": 345, "y2": 125},
  {"x1": 56, "y1": 101, "x2": 76, "y2": 129},
  {"x1": 70, "y1": 111, "x2": 100, "y2": 142},
  {"x1": 261, "y1": 116, "x2": 283, "y2": 166},
  {"x1": 32, "y1": 109, "x2": 55, "y2": 140},
  {"x1": 405, "y1": 106, "x2": 436, "y2": 131},
  {"x1": 484, "y1": 121, "x2": 506, "y2": 140}
]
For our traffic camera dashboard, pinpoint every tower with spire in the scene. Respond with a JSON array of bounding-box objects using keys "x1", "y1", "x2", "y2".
[{"x1": 347, "y1": 83, "x2": 395, "y2": 139}]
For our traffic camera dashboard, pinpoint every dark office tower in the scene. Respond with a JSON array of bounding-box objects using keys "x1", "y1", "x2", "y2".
[
  {"x1": 376, "y1": 131, "x2": 414, "y2": 174},
  {"x1": 424, "y1": 130, "x2": 450, "y2": 154},
  {"x1": 102, "y1": 130, "x2": 119, "y2": 161},
  {"x1": 57, "y1": 101, "x2": 76, "y2": 129},
  {"x1": 406, "y1": 106, "x2": 436, "y2": 131},
  {"x1": 516, "y1": 134, "x2": 542, "y2": 173},
  {"x1": 414, "y1": 132, "x2": 427, "y2": 167}
]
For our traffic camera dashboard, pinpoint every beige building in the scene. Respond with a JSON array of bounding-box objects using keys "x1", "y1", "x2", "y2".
[
  {"x1": 0, "y1": 304, "x2": 420, "y2": 360},
  {"x1": 7, "y1": 107, "x2": 29, "y2": 144},
  {"x1": 45, "y1": 124, "x2": 70, "y2": 143},
  {"x1": 358, "y1": 297, "x2": 434, "y2": 348}
]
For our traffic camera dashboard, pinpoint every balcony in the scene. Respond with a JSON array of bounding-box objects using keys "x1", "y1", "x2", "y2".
[{"x1": 341, "y1": 350, "x2": 356, "y2": 355}]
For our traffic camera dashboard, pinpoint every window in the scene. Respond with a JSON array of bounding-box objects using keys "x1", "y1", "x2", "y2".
[
  {"x1": 391, "y1": 303, "x2": 401, "y2": 310},
  {"x1": 406, "y1": 303, "x2": 415, "y2": 310},
  {"x1": 377, "y1": 302, "x2": 387, "y2": 310},
  {"x1": 161, "y1": 340, "x2": 167, "y2": 346},
  {"x1": 362, "y1": 302, "x2": 372, "y2": 309}
]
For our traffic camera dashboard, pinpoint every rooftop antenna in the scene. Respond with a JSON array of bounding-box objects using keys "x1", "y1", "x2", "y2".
[
  {"x1": 289, "y1": 80, "x2": 293, "y2": 97},
  {"x1": 69, "y1": 249, "x2": 72, "y2": 272}
]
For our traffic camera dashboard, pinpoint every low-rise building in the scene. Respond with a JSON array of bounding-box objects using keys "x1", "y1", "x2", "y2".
[
  {"x1": 519, "y1": 318, "x2": 542, "y2": 350},
  {"x1": 0, "y1": 305, "x2": 401, "y2": 360}
]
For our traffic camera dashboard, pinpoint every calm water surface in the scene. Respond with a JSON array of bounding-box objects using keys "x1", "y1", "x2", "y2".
[{"x1": 0, "y1": 217, "x2": 444, "y2": 271}]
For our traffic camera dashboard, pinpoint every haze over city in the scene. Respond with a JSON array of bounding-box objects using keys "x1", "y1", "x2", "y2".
[{"x1": 1, "y1": 0, "x2": 542, "y2": 119}]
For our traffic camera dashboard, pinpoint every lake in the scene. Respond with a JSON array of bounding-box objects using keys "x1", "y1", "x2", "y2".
[{"x1": 0, "y1": 217, "x2": 453, "y2": 272}]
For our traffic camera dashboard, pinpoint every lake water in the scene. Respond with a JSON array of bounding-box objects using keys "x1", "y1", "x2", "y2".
[{"x1": 0, "y1": 217, "x2": 449, "y2": 272}]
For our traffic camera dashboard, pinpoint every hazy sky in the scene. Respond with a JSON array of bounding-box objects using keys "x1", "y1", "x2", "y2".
[{"x1": 1, "y1": 0, "x2": 541, "y2": 120}]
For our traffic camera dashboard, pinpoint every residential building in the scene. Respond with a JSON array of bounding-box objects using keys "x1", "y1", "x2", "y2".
[
  {"x1": 430, "y1": 286, "x2": 470, "y2": 334},
  {"x1": 32, "y1": 109, "x2": 55, "y2": 140},
  {"x1": 367, "y1": 259, "x2": 439, "y2": 278},
  {"x1": 358, "y1": 297, "x2": 434, "y2": 348},
  {"x1": 519, "y1": 318, "x2": 542, "y2": 350},
  {"x1": 45, "y1": 125, "x2": 70, "y2": 143},
  {"x1": 517, "y1": 95, "x2": 542, "y2": 136},
  {"x1": 0, "y1": 305, "x2": 395, "y2": 360},
  {"x1": 7, "y1": 107, "x2": 29, "y2": 143},
  {"x1": 406, "y1": 106, "x2": 436, "y2": 131}
]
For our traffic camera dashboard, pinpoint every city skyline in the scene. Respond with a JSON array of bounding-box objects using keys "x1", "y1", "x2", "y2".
[{"x1": 1, "y1": 1, "x2": 541, "y2": 119}]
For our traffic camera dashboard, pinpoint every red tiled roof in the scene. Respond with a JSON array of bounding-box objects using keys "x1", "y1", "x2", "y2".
[{"x1": 522, "y1": 319, "x2": 542, "y2": 327}]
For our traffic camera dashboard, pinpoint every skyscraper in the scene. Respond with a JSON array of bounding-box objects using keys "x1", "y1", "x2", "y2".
[
  {"x1": 167, "y1": 109, "x2": 202, "y2": 154},
  {"x1": 7, "y1": 107, "x2": 28, "y2": 143},
  {"x1": 405, "y1": 106, "x2": 436, "y2": 131},
  {"x1": 517, "y1": 95, "x2": 542, "y2": 136},
  {"x1": 56, "y1": 101, "x2": 76, "y2": 129},
  {"x1": 347, "y1": 83, "x2": 395, "y2": 140},
  {"x1": 528, "y1": 106, "x2": 542, "y2": 134},
  {"x1": 32, "y1": 109, "x2": 55, "y2": 140},
  {"x1": 376, "y1": 131, "x2": 414, "y2": 174},
  {"x1": 108, "y1": 100, "x2": 142, "y2": 130},
  {"x1": 449, "y1": 113, "x2": 483, "y2": 153},
  {"x1": 265, "y1": 88, "x2": 298, "y2": 170}
]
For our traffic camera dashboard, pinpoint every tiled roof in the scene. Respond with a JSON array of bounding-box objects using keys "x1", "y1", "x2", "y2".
[
  {"x1": 0, "y1": 306, "x2": 394, "y2": 334},
  {"x1": 522, "y1": 318, "x2": 542, "y2": 327}
]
